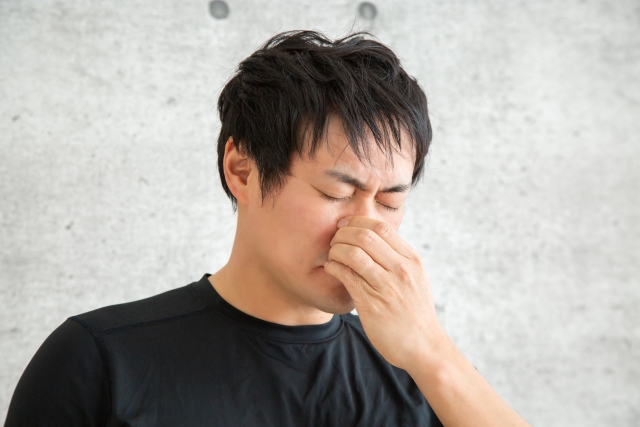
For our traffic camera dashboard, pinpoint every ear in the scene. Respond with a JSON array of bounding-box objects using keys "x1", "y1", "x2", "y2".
[{"x1": 223, "y1": 137, "x2": 252, "y2": 206}]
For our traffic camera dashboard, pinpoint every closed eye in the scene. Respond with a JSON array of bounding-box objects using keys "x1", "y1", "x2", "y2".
[
  {"x1": 321, "y1": 192, "x2": 400, "y2": 212},
  {"x1": 376, "y1": 201, "x2": 400, "y2": 212},
  {"x1": 321, "y1": 193, "x2": 351, "y2": 203}
]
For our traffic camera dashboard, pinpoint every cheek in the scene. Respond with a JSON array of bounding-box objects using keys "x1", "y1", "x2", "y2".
[
  {"x1": 271, "y1": 197, "x2": 344, "y2": 272},
  {"x1": 288, "y1": 199, "x2": 341, "y2": 248},
  {"x1": 387, "y1": 207, "x2": 405, "y2": 231}
]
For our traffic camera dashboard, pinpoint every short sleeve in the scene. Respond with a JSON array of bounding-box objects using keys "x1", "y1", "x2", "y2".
[{"x1": 4, "y1": 319, "x2": 110, "y2": 427}]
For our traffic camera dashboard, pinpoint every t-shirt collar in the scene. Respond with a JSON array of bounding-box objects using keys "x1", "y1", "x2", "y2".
[{"x1": 191, "y1": 273, "x2": 343, "y2": 343}]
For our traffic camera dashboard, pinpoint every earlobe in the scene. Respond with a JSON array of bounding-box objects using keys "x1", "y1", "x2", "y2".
[{"x1": 223, "y1": 137, "x2": 252, "y2": 206}]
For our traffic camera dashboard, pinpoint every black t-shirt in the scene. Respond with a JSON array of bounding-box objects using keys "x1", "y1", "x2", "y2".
[{"x1": 5, "y1": 274, "x2": 442, "y2": 426}]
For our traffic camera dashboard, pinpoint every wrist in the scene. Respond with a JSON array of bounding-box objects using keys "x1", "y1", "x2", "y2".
[{"x1": 403, "y1": 324, "x2": 456, "y2": 377}]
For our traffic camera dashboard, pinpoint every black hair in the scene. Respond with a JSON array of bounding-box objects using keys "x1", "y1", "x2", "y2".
[{"x1": 216, "y1": 30, "x2": 432, "y2": 209}]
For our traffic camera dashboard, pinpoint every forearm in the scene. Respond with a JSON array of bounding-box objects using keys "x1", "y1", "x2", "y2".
[{"x1": 406, "y1": 331, "x2": 531, "y2": 427}]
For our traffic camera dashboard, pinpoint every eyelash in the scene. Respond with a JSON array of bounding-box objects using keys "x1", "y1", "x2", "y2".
[{"x1": 321, "y1": 194, "x2": 399, "y2": 212}]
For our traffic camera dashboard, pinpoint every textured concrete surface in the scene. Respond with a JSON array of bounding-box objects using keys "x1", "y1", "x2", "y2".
[{"x1": 1, "y1": 0, "x2": 639, "y2": 425}]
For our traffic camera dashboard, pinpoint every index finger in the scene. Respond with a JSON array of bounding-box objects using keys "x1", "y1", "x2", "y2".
[{"x1": 337, "y1": 216, "x2": 415, "y2": 260}]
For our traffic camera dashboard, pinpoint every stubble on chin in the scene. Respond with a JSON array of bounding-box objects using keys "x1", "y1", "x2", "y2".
[{"x1": 313, "y1": 285, "x2": 355, "y2": 315}]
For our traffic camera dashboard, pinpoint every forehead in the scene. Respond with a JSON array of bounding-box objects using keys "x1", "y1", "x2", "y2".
[{"x1": 296, "y1": 117, "x2": 415, "y2": 181}]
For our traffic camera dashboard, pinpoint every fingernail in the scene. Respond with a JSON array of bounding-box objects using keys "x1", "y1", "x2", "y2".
[
  {"x1": 330, "y1": 237, "x2": 334, "y2": 246},
  {"x1": 324, "y1": 262, "x2": 329, "y2": 268},
  {"x1": 337, "y1": 218, "x2": 348, "y2": 228}
]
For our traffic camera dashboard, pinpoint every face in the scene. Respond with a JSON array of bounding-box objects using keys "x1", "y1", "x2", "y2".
[{"x1": 243, "y1": 118, "x2": 415, "y2": 315}]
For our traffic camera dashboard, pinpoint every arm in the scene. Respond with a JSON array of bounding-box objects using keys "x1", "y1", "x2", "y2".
[
  {"x1": 407, "y1": 331, "x2": 530, "y2": 427},
  {"x1": 324, "y1": 216, "x2": 531, "y2": 427},
  {"x1": 4, "y1": 319, "x2": 109, "y2": 427}
]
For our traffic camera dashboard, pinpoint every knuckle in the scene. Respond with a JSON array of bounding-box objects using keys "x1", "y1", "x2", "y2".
[
  {"x1": 345, "y1": 245, "x2": 358, "y2": 258},
  {"x1": 373, "y1": 222, "x2": 393, "y2": 238},
  {"x1": 407, "y1": 250, "x2": 421, "y2": 264},
  {"x1": 414, "y1": 253, "x2": 424, "y2": 265},
  {"x1": 397, "y1": 264, "x2": 412, "y2": 281},
  {"x1": 345, "y1": 267, "x2": 361, "y2": 285},
  {"x1": 347, "y1": 246, "x2": 365, "y2": 263},
  {"x1": 355, "y1": 229, "x2": 377, "y2": 247}
]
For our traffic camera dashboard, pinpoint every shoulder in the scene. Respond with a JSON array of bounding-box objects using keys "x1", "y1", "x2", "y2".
[
  {"x1": 5, "y1": 319, "x2": 111, "y2": 425},
  {"x1": 72, "y1": 280, "x2": 210, "y2": 338}
]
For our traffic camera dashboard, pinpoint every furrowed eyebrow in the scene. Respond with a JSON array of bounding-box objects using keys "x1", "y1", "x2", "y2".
[
  {"x1": 380, "y1": 183, "x2": 411, "y2": 194},
  {"x1": 324, "y1": 170, "x2": 411, "y2": 194}
]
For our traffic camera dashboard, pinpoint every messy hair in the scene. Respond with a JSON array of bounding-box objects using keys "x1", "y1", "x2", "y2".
[{"x1": 216, "y1": 30, "x2": 432, "y2": 209}]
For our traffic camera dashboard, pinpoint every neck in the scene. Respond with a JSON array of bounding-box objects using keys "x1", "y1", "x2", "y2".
[{"x1": 209, "y1": 229, "x2": 334, "y2": 326}]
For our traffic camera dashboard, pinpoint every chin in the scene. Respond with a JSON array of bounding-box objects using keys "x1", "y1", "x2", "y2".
[
  {"x1": 326, "y1": 304, "x2": 357, "y2": 315},
  {"x1": 314, "y1": 284, "x2": 356, "y2": 315},
  {"x1": 304, "y1": 267, "x2": 356, "y2": 314}
]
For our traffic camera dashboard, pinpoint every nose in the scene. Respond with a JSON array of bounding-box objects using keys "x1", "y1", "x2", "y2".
[{"x1": 350, "y1": 197, "x2": 382, "y2": 221}]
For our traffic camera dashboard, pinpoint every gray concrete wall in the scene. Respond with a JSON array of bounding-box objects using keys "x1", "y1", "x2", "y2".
[{"x1": 1, "y1": 0, "x2": 639, "y2": 425}]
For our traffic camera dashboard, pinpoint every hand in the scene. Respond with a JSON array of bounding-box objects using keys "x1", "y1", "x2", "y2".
[
  {"x1": 325, "y1": 217, "x2": 533, "y2": 427},
  {"x1": 324, "y1": 216, "x2": 445, "y2": 370}
]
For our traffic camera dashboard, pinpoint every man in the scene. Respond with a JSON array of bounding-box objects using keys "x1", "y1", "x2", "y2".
[{"x1": 5, "y1": 31, "x2": 530, "y2": 426}]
